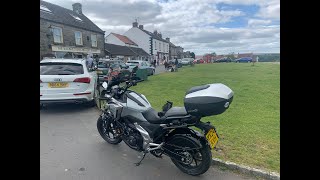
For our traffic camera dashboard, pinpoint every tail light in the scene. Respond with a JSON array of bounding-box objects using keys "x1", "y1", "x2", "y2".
[{"x1": 74, "y1": 77, "x2": 90, "y2": 83}]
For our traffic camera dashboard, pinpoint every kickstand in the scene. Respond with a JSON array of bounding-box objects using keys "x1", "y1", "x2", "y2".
[{"x1": 134, "y1": 152, "x2": 147, "y2": 166}]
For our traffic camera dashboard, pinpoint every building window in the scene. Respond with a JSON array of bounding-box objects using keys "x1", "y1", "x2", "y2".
[
  {"x1": 52, "y1": 26, "x2": 63, "y2": 43},
  {"x1": 74, "y1": 31, "x2": 83, "y2": 45},
  {"x1": 154, "y1": 41, "x2": 157, "y2": 50},
  {"x1": 91, "y1": 34, "x2": 97, "y2": 47},
  {"x1": 159, "y1": 42, "x2": 161, "y2": 51},
  {"x1": 163, "y1": 43, "x2": 165, "y2": 52}
]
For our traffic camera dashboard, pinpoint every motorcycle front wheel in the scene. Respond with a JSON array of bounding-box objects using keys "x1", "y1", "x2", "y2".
[{"x1": 97, "y1": 116, "x2": 122, "y2": 144}]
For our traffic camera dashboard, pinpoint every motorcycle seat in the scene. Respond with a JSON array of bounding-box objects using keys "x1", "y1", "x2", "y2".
[
  {"x1": 142, "y1": 108, "x2": 167, "y2": 124},
  {"x1": 164, "y1": 107, "x2": 188, "y2": 117},
  {"x1": 142, "y1": 107, "x2": 189, "y2": 124}
]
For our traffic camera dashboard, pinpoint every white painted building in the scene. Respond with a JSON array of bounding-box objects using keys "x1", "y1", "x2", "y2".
[
  {"x1": 124, "y1": 22, "x2": 169, "y2": 64},
  {"x1": 105, "y1": 32, "x2": 138, "y2": 47}
]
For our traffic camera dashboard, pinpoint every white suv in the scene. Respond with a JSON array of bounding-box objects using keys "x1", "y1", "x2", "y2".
[{"x1": 40, "y1": 58, "x2": 98, "y2": 107}]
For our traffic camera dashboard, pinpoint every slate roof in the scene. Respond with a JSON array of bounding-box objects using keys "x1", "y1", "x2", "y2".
[
  {"x1": 140, "y1": 29, "x2": 169, "y2": 43},
  {"x1": 40, "y1": 0, "x2": 104, "y2": 34},
  {"x1": 105, "y1": 43, "x2": 150, "y2": 56},
  {"x1": 129, "y1": 46, "x2": 150, "y2": 56}
]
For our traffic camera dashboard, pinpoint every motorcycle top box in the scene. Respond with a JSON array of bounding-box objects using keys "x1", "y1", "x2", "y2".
[{"x1": 184, "y1": 83, "x2": 234, "y2": 117}]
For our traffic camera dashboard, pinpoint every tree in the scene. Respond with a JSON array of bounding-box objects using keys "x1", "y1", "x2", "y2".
[
  {"x1": 190, "y1": 52, "x2": 195, "y2": 59},
  {"x1": 227, "y1": 52, "x2": 236, "y2": 61}
]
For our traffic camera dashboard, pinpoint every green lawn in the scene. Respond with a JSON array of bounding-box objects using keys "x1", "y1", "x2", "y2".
[{"x1": 131, "y1": 63, "x2": 280, "y2": 173}]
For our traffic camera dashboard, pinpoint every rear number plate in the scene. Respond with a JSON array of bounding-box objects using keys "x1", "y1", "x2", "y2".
[
  {"x1": 48, "y1": 82, "x2": 69, "y2": 88},
  {"x1": 206, "y1": 128, "x2": 219, "y2": 149}
]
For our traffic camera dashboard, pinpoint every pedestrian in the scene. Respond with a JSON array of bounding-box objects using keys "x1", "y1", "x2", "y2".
[
  {"x1": 174, "y1": 58, "x2": 179, "y2": 71},
  {"x1": 164, "y1": 60, "x2": 168, "y2": 70},
  {"x1": 157, "y1": 60, "x2": 160, "y2": 66},
  {"x1": 153, "y1": 59, "x2": 157, "y2": 68},
  {"x1": 86, "y1": 54, "x2": 93, "y2": 68}
]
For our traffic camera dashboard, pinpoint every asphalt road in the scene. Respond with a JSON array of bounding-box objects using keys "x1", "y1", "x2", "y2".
[{"x1": 40, "y1": 104, "x2": 254, "y2": 180}]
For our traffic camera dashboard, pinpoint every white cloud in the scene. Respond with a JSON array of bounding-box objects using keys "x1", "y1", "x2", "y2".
[
  {"x1": 257, "y1": 1, "x2": 280, "y2": 19},
  {"x1": 43, "y1": 0, "x2": 279, "y2": 55},
  {"x1": 248, "y1": 19, "x2": 272, "y2": 27}
]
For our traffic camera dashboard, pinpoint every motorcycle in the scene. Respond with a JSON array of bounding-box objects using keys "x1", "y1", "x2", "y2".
[{"x1": 96, "y1": 67, "x2": 234, "y2": 176}]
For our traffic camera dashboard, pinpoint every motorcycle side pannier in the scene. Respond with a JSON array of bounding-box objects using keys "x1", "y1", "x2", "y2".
[{"x1": 184, "y1": 83, "x2": 234, "y2": 117}]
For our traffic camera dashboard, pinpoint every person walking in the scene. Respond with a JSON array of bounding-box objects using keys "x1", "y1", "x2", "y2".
[
  {"x1": 164, "y1": 60, "x2": 168, "y2": 70},
  {"x1": 153, "y1": 59, "x2": 157, "y2": 68},
  {"x1": 174, "y1": 58, "x2": 179, "y2": 72},
  {"x1": 86, "y1": 54, "x2": 93, "y2": 69}
]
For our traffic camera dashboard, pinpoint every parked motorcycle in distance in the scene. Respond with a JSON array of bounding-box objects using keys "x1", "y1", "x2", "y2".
[{"x1": 97, "y1": 66, "x2": 234, "y2": 175}]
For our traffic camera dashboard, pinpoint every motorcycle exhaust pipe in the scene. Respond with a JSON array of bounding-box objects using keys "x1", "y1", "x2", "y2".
[{"x1": 147, "y1": 142, "x2": 164, "y2": 151}]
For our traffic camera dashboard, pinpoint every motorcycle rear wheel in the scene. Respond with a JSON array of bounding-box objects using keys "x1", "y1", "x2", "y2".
[{"x1": 170, "y1": 138, "x2": 212, "y2": 176}]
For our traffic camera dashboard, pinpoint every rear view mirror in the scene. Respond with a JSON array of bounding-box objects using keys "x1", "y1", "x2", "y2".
[{"x1": 102, "y1": 82, "x2": 108, "y2": 89}]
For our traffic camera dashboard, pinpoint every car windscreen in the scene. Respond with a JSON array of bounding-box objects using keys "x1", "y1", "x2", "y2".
[
  {"x1": 127, "y1": 62, "x2": 139, "y2": 66},
  {"x1": 98, "y1": 61, "x2": 110, "y2": 68},
  {"x1": 40, "y1": 62, "x2": 84, "y2": 75}
]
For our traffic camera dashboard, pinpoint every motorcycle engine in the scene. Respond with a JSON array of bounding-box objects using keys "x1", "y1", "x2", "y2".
[{"x1": 122, "y1": 123, "x2": 143, "y2": 151}]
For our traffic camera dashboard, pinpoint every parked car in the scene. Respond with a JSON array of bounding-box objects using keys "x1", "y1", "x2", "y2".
[
  {"x1": 181, "y1": 58, "x2": 194, "y2": 65},
  {"x1": 96, "y1": 59, "x2": 130, "y2": 84},
  {"x1": 168, "y1": 59, "x2": 182, "y2": 68},
  {"x1": 215, "y1": 58, "x2": 231, "y2": 63},
  {"x1": 235, "y1": 57, "x2": 252, "y2": 63},
  {"x1": 126, "y1": 60, "x2": 155, "y2": 75},
  {"x1": 40, "y1": 58, "x2": 98, "y2": 107},
  {"x1": 193, "y1": 59, "x2": 205, "y2": 64}
]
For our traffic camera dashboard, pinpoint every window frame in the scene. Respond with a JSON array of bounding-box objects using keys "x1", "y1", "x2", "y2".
[
  {"x1": 52, "y1": 26, "x2": 63, "y2": 43},
  {"x1": 74, "y1": 31, "x2": 83, "y2": 45},
  {"x1": 91, "y1": 34, "x2": 98, "y2": 47}
]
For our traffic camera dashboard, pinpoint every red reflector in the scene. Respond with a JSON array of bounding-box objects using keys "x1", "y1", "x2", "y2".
[
  {"x1": 74, "y1": 77, "x2": 90, "y2": 83},
  {"x1": 73, "y1": 92, "x2": 92, "y2": 96}
]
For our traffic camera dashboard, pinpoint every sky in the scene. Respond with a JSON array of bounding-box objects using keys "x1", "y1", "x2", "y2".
[{"x1": 44, "y1": 0, "x2": 280, "y2": 55}]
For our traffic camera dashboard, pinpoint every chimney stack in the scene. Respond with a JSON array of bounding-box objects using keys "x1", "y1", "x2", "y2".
[
  {"x1": 133, "y1": 22, "x2": 138, "y2": 27},
  {"x1": 154, "y1": 30, "x2": 158, "y2": 35},
  {"x1": 158, "y1": 33, "x2": 162, "y2": 38},
  {"x1": 72, "y1": 3, "x2": 82, "y2": 14},
  {"x1": 138, "y1": 25, "x2": 143, "y2": 29},
  {"x1": 166, "y1": 37, "x2": 170, "y2": 42}
]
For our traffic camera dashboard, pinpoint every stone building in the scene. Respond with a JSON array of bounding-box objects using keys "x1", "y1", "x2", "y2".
[{"x1": 40, "y1": 0, "x2": 105, "y2": 60}]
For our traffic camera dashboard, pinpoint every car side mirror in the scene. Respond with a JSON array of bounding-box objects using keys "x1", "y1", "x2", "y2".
[{"x1": 132, "y1": 66, "x2": 138, "y2": 73}]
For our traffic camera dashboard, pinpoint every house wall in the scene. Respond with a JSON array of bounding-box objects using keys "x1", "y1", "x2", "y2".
[
  {"x1": 40, "y1": 18, "x2": 105, "y2": 60},
  {"x1": 124, "y1": 27, "x2": 151, "y2": 55}
]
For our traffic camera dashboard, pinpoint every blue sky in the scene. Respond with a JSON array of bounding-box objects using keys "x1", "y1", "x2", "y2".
[
  {"x1": 216, "y1": 3, "x2": 260, "y2": 28},
  {"x1": 43, "y1": 0, "x2": 280, "y2": 55}
]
